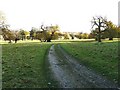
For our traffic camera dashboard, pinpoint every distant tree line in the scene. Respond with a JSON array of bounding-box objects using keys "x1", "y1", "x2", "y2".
[
  {"x1": 74, "y1": 16, "x2": 120, "y2": 42},
  {"x1": 0, "y1": 21, "x2": 119, "y2": 43},
  {"x1": 0, "y1": 11, "x2": 120, "y2": 43},
  {"x1": 91, "y1": 16, "x2": 120, "y2": 42},
  {"x1": 0, "y1": 24, "x2": 61, "y2": 43}
]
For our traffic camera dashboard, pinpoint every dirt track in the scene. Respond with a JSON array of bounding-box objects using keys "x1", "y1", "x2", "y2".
[{"x1": 47, "y1": 44, "x2": 118, "y2": 88}]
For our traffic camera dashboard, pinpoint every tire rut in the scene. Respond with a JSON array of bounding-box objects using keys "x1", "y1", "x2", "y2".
[{"x1": 47, "y1": 44, "x2": 118, "y2": 88}]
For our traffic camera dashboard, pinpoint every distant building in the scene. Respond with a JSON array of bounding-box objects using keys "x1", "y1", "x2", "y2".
[{"x1": 0, "y1": 35, "x2": 3, "y2": 40}]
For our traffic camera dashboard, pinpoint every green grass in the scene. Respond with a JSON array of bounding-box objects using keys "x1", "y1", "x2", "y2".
[
  {"x1": 2, "y1": 42, "x2": 52, "y2": 88},
  {"x1": 1, "y1": 39, "x2": 119, "y2": 87},
  {"x1": 60, "y1": 41, "x2": 118, "y2": 84}
]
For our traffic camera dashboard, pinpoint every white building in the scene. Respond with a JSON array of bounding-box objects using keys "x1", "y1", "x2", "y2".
[{"x1": 0, "y1": 35, "x2": 3, "y2": 40}]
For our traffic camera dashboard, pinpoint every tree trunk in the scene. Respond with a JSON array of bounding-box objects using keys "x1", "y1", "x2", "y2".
[
  {"x1": 98, "y1": 34, "x2": 101, "y2": 42},
  {"x1": 95, "y1": 37, "x2": 98, "y2": 41},
  {"x1": 47, "y1": 38, "x2": 51, "y2": 42},
  {"x1": 98, "y1": 21, "x2": 101, "y2": 42},
  {"x1": 22, "y1": 36, "x2": 23, "y2": 41},
  {"x1": 109, "y1": 37, "x2": 113, "y2": 40},
  {"x1": 8, "y1": 40, "x2": 12, "y2": 43},
  {"x1": 47, "y1": 40, "x2": 51, "y2": 42},
  {"x1": 15, "y1": 38, "x2": 17, "y2": 43},
  {"x1": 31, "y1": 36, "x2": 34, "y2": 40}
]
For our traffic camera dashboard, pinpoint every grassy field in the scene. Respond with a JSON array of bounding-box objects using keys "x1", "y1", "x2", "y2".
[
  {"x1": 1, "y1": 39, "x2": 119, "y2": 88},
  {"x1": 60, "y1": 41, "x2": 119, "y2": 84},
  {"x1": 2, "y1": 42, "x2": 52, "y2": 88}
]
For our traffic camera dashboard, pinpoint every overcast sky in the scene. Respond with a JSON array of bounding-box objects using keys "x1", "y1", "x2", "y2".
[{"x1": 0, "y1": 0, "x2": 119, "y2": 33}]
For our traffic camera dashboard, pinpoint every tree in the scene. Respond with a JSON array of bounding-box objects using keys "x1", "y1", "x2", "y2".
[
  {"x1": 36, "y1": 31, "x2": 45, "y2": 42},
  {"x1": 19, "y1": 29, "x2": 26, "y2": 40},
  {"x1": 51, "y1": 31, "x2": 59, "y2": 40},
  {"x1": 81, "y1": 33, "x2": 89, "y2": 39},
  {"x1": 91, "y1": 16, "x2": 107, "y2": 42},
  {"x1": 70, "y1": 33, "x2": 74, "y2": 39},
  {"x1": 104, "y1": 21, "x2": 117, "y2": 40},
  {"x1": 64, "y1": 33, "x2": 71, "y2": 39},
  {"x1": 75, "y1": 32, "x2": 82, "y2": 39},
  {"x1": 0, "y1": 11, "x2": 6, "y2": 38},
  {"x1": 0, "y1": 11, "x2": 19, "y2": 43},
  {"x1": 88, "y1": 33, "x2": 94, "y2": 39},
  {"x1": 30, "y1": 27, "x2": 36, "y2": 40},
  {"x1": 0, "y1": 22, "x2": 15, "y2": 43},
  {"x1": 0, "y1": 11, "x2": 7, "y2": 36},
  {"x1": 36, "y1": 24, "x2": 60, "y2": 42},
  {"x1": 2, "y1": 28, "x2": 17, "y2": 43},
  {"x1": 117, "y1": 26, "x2": 120, "y2": 38},
  {"x1": 49, "y1": 25, "x2": 60, "y2": 41}
]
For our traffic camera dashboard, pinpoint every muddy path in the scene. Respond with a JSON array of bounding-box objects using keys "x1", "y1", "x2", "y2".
[{"x1": 47, "y1": 44, "x2": 118, "y2": 88}]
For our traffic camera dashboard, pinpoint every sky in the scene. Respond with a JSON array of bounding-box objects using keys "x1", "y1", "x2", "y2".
[{"x1": 0, "y1": 0, "x2": 119, "y2": 33}]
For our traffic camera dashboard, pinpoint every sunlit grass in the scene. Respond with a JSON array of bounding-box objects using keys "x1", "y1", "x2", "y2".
[
  {"x1": 0, "y1": 40, "x2": 41, "y2": 44},
  {"x1": 60, "y1": 41, "x2": 118, "y2": 84},
  {"x1": 1, "y1": 38, "x2": 119, "y2": 87},
  {"x1": 2, "y1": 42, "x2": 52, "y2": 88}
]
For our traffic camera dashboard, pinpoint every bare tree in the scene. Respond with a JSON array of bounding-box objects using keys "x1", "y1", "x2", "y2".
[
  {"x1": 40, "y1": 24, "x2": 48, "y2": 42},
  {"x1": 40, "y1": 24, "x2": 59, "y2": 42},
  {"x1": 91, "y1": 16, "x2": 107, "y2": 42}
]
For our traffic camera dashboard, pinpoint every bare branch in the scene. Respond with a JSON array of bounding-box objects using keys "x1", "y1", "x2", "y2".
[
  {"x1": 41, "y1": 25, "x2": 45, "y2": 31},
  {"x1": 91, "y1": 23, "x2": 95, "y2": 29},
  {"x1": 92, "y1": 17, "x2": 99, "y2": 26}
]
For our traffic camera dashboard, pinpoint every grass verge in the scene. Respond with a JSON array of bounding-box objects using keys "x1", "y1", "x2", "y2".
[
  {"x1": 2, "y1": 42, "x2": 51, "y2": 88},
  {"x1": 60, "y1": 41, "x2": 118, "y2": 84}
]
